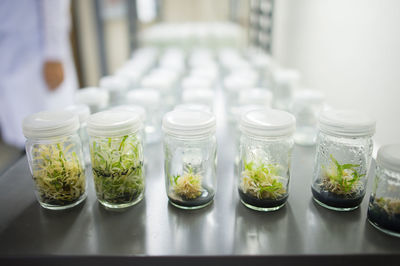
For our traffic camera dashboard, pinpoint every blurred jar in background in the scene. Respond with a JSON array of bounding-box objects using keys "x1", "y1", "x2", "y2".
[
  {"x1": 273, "y1": 68, "x2": 300, "y2": 111},
  {"x1": 99, "y1": 75, "x2": 129, "y2": 106},
  {"x1": 291, "y1": 90, "x2": 325, "y2": 146},
  {"x1": 75, "y1": 87, "x2": 109, "y2": 114},
  {"x1": 126, "y1": 89, "x2": 161, "y2": 144}
]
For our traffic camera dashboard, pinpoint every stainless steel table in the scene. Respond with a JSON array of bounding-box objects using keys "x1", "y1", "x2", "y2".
[{"x1": 0, "y1": 107, "x2": 399, "y2": 266}]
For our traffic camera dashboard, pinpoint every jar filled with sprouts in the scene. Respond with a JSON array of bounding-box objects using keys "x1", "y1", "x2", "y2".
[
  {"x1": 238, "y1": 109, "x2": 295, "y2": 211},
  {"x1": 162, "y1": 110, "x2": 217, "y2": 209},
  {"x1": 87, "y1": 110, "x2": 144, "y2": 209},
  {"x1": 23, "y1": 111, "x2": 87, "y2": 210},
  {"x1": 311, "y1": 109, "x2": 376, "y2": 211}
]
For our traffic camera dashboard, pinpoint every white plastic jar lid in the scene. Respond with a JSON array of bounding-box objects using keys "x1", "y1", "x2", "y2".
[
  {"x1": 377, "y1": 144, "x2": 400, "y2": 173},
  {"x1": 140, "y1": 73, "x2": 175, "y2": 91},
  {"x1": 111, "y1": 104, "x2": 147, "y2": 122},
  {"x1": 126, "y1": 89, "x2": 161, "y2": 106},
  {"x1": 240, "y1": 109, "x2": 296, "y2": 137},
  {"x1": 224, "y1": 75, "x2": 256, "y2": 92},
  {"x1": 182, "y1": 88, "x2": 214, "y2": 104},
  {"x1": 75, "y1": 87, "x2": 109, "y2": 108},
  {"x1": 23, "y1": 111, "x2": 79, "y2": 139},
  {"x1": 239, "y1": 88, "x2": 273, "y2": 106},
  {"x1": 99, "y1": 75, "x2": 129, "y2": 92},
  {"x1": 174, "y1": 103, "x2": 212, "y2": 113},
  {"x1": 319, "y1": 109, "x2": 376, "y2": 137},
  {"x1": 182, "y1": 76, "x2": 213, "y2": 90},
  {"x1": 64, "y1": 104, "x2": 91, "y2": 124},
  {"x1": 162, "y1": 110, "x2": 216, "y2": 139},
  {"x1": 87, "y1": 110, "x2": 142, "y2": 137}
]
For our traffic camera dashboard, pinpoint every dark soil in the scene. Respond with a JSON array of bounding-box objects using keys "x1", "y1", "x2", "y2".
[
  {"x1": 238, "y1": 189, "x2": 288, "y2": 208},
  {"x1": 312, "y1": 187, "x2": 364, "y2": 209},
  {"x1": 169, "y1": 187, "x2": 214, "y2": 208},
  {"x1": 368, "y1": 197, "x2": 400, "y2": 234}
]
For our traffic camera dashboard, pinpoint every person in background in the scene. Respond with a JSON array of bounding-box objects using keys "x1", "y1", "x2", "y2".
[{"x1": 0, "y1": 0, "x2": 78, "y2": 148}]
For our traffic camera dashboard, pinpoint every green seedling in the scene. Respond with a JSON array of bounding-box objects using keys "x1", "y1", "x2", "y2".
[
  {"x1": 91, "y1": 135, "x2": 144, "y2": 204},
  {"x1": 170, "y1": 165, "x2": 202, "y2": 199},
  {"x1": 321, "y1": 154, "x2": 365, "y2": 195},
  {"x1": 240, "y1": 161, "x2": 286, "y2": 200},
  {"x1": 31, "y1": 142, "x2": 86, "y2": 205}
]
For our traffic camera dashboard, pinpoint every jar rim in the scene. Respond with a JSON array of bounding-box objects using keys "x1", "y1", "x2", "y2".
[
  {"x1": 87, "y1": 110, "x2": 142, "y2": 137},
  {"x1": 377, "y1": 144, "x2": 400, "y2": 173},
  {"x1": 23, "y1": 111, "x2": 80, "y2": 139},
  {"x1": 239, "y1": 109, "x2": 296, "y2": 137},
  {"x1": 319, "y1": 109, "x2": 376, "y2": 137},
  {"x1": 162, "y1": 110, "x2": 216, "y2": 138}
]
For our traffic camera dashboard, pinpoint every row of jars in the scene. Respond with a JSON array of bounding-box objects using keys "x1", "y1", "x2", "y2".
[{"x1": 22, "y1": 108, "x2": 400, "y2": 237}]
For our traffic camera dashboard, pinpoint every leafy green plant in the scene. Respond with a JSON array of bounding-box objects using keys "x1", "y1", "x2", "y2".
[
  {"x1": 321, "y1": 154, "x2": 364, "y2": 195},
  {"x1": 31, "y1": 142, "x2": 86, "y2": 205},
  {"x1": 374, "y1": 197, "x2": 400, "y2": 215},
  {"x1": 240, "y1": 161, "x2": 286, "y2": 200},
  {"x1": 91, "y1": 134, "x2": 144, "y2": 204},
  {"x1": 170, "y1": 165, "x2": 202, "y2": 199}
]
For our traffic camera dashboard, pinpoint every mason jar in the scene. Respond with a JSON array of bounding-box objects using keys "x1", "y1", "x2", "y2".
[
  {"x1": 75, "y1": 87, "x2": 109, "y2": 114},
  {"x1": 65, "y1": 104, "x2": 91, "y2": 166},
  {"x1": 162, "y1": 110, "x2": 217, "y2": 209},
  {"x1": 23, "y1": 111, "x2": 87, "y2": 210},
  {"x1": 312, "y1": 109, "x2": 376, "y2": 211},
  {"x1": 291, "y1": 90, "x2": 325, "y2": 146},
  {"x1": 126, "y1": 89, "x2": 161, "y2": 144},
  {"x1": 87, "y1": 110, "x2": 144, "y2": 209},
  {"x1": 238, "y1": 109, "x2": 295, "y2": 211},
  {"x1": 367, "y1": 144, "x2": 400, "y2": 237}
]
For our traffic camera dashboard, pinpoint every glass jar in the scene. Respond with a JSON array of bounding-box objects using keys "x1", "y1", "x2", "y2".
[
  {"x1": 126, "y1": 89, "x2": 161, "y2": 144},
  {"x1": 181, "y1": 88, "x2": 215, "y2": 110},
  {"x1": 64, "y1": 104, "x2": 91, "y2": 166},
  {"x1": 290, "y1": 90, "x2": 325, "y2": 146},
  {"x1": 162, "y1": 110, "x2": 217, "y2": 209},
  {"x1": 224, "y1": 74, "x2": 256, "y2": 120},
  {"x1": 23, "y1": 111, "x2": 87, "y2": 210},
  {"x1": 238, "y1": 109, "x2": 295, "y2": 211},
  {"x1": 272, "y1": 68, "x2": 300, "y2": 111},
  {"x1": 87, "y1": 110, "x2": 144, "y2": 209},
  {"x1": 75, "y1": 87, "x2": 109, "y2": 113},
  {"x1": 367, "y1": 144, "x2": 400, "y2": 237},
  {"x1": 312, "y1": 109, "x2": 376, "y2": 211},
  {"x1": 99, "y1": 75, "x2": 129, "y2": 106},
  {"x1": 174, "y1": 103, "x2": 212, "y2": 114}
]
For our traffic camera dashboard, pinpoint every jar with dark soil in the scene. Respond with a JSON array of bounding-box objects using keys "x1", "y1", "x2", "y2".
[
  {"x1": 163, "y1": 110, "x2": 217, "y2": 210},
  {"x1": 311, "y1": 109, "x2": 375, "y2": 211},
  {"x1": 366, "y1": 144, "x2": 400, "y2": 237},
  {"x1": 238, "y1": 109, "x2": 295, "y2": 212}
]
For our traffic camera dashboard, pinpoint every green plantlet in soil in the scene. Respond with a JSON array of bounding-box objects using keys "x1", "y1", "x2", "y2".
[
  {"x1": 91, "y1": 135, "x2": 144, "y2": 205},
  {"x1": 170, "y1": 165, "x2": 203, "y2": 200},
  {"x1": 320, "y1": 154, "x2": 364, "y2": 195},
  {"x1": 31, "y1": 142, "x2": 86, "y2": 206},
  {"x1": 240, "y1": 160, "x2": 287, "y2": 200}
]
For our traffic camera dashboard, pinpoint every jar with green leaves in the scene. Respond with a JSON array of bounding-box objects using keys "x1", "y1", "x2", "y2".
[
  {"x1": 162, "y1": 110, "x2": 217, "y2": 209},
  {"x1": 87, "y1": 110, "x2": 144, "y2": 209},
  {"x1": 23, "y1": 111, "x2": 87, "y2": 210},
  {"x1": 367, "y1": 144, "x2": 400, "y2": 237},
  {"x1": 312, "y1": 109, "x2": 376, "y2": 211},
  {"x1": 238, "y1": 109, "x2": 295, "y2": 211}
]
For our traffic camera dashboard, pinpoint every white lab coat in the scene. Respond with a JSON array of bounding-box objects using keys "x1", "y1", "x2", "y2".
[{"x1": 0, "y1": 0, "x2": 77, "y2": 148}]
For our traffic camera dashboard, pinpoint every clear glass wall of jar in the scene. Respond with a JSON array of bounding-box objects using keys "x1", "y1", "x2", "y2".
[
  {"x1": 238, "y1": 109, "x2": 295, "y2": 212},
  {"x1": 162, "y1": 110, "x2": 217, "y2": 210},
  {"x1": 65, "y1": 104, "x2": 91, "y2": 167},
  {"x1": 87, "y1": 110, "x2": 144, "y2": 209},
  {"x1": 23, "y1": 111, "x2": 87, "y2": 210},
  {"x1": 367, "y1": 144, "x2": 400, "y2": 237},
  {"x1": 312, "y1": 109, "x2": 376, "y2": 211}
]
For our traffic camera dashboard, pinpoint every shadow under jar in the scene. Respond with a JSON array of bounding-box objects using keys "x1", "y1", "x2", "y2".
[
  {"x1": 312, "y1": 109, "x2": 376, "y2": 211},
  {"x1": 367, "y1": 144, "x2": 400, "y2": 237},
  {"x1": 23, "y1": 111, "x2": 87, "y2": 210},
  {"x1": 162, "y1": 110, "x2": 217, "y2": 210},
  {"x1": 238, "y1": 109, "x2": 295, "y2": 212},
  {"x1": 87, "y1": 110, "x2": 144, "y2": 210}
]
